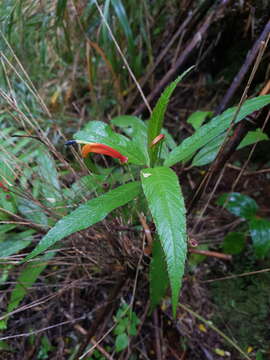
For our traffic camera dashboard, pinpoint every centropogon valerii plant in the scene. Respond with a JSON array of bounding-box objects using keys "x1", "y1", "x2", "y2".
[{"x1": 25, "y1": 67, "x2": 270, "y2": 316}]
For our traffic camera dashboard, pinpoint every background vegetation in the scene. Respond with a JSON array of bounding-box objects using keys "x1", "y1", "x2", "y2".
[{"x1": 0, "y1": 0, "x2": 270, "y2": 359}]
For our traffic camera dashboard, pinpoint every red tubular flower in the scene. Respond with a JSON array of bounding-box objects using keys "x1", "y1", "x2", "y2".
[{"x1": 81, "y1": 143, "x2": 128, "y2": 164}]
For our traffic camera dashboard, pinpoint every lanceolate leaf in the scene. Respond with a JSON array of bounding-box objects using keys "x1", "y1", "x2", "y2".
[
  {"x1": 147, "y1": 67, "x2": 194, "y2": 166},
  {"x1": 25, "y1": 182, "x2": 141, "y2": 260},
  {"x1": 165, "y1": 95, "x2": 270, "y2": 167},
  {"x1": 192, "y1": 129, "x2": 268, "y2": 167},
  {"x1": 141, "y1": 167, "x2": 187, "y2": 316},
  {"x1": 111, "y1": 0, "x2": 134, "y2": 54},
  {"x1": 192, "y1": 133, "x2": 224, "y2": 167},
  {"x1": 149, "y1": 237, "x2": 169, "y2": 312},
  {"x1": 0, "y1": 230, "x2": 33, "y2": 258}
]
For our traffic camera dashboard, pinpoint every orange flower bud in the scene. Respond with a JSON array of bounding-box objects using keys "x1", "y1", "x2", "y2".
[{"x1": 150, "y1": 134, "x2": 165, "y2": 147}]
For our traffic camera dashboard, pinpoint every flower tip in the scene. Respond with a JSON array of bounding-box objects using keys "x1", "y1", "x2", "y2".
[{"x1": 120, "y1": 156, "x2": 128, "y2": 164}]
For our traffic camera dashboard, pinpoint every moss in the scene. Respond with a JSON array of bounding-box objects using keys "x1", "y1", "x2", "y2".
[{"x1": 210, "y1": 268, "x2": 270, "y2": 352}]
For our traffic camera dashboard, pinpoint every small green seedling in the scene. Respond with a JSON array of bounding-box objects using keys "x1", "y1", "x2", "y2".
[{"x1": 113, "y1": 301, "x2": 140, "y2": 353}]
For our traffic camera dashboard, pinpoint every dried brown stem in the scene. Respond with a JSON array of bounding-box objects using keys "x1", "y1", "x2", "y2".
[
  {"x1": 153, "y1": 309, "x2": 162, "y2": 360},
  {"x1": 189, "y1": 248, "x2": 232, "y2": 261},
  {"x1": 133, "y1": 0, "x2": 231, "y2": 116},
  {"x1": 202, "y1": 267, "x2": 270, "y2": 283},
  {"x1": 216, "y1": 18, "x2": 270, "y2": 114}
]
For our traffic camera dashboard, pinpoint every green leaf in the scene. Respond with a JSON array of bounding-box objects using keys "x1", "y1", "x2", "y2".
[
  {"x1": 162, "y1": 128, "x2": 177, "y2": 150},
  {"x1": 147, "y1": 67, "x2": 194, "y2": 166},
  {"x1": 192, "y1": 128, "x2": 269, "y2": 167},
  {"x1": 129, "y1": 313, "x2": 140, "y2": 336},
  {"x1": 74, "y1": 121, "x2": 147, "y2": 165},
  {"x1": 222, "y1": 232, "x2": 245, "y2": 255},
  {"x1": 114, "y1": 319, "x2": 128, "y2": 336},
  {"x1": 149, "y1": 237, "x2": 169, "y2": 312},
  {"x1": 256, "y1": 350, "x2": 264, "y2": 360},
  {"x1": 0, "y1": 161, "x2": 14, "y2": 185},
  {"x1": 111, "y1": 115, "x2": 147, "y2": 139},
  {"x1": 37, "y1": 150, "x2": 60, "y2": 190},
  {"x1": 115, "y1": 333, "x2": 129, "y2": 353},
  {"x1": 25, "y1": 182, "x2": 141, "y2": 260},
  {"x1": 7, "y1": 251, "x2": 54, "y2": 314},
  {"x1": 165, "y1": 95, "x2": 270, "y2": 167},
  {"x1": 249, "y1": 217, "x2": 270, "y2": 258},
  {"x1": 18, "y1": 198, "x2": 49, "y2": 226},
  {"x1": 141, "y1": 167, "x2": 187, "y2": 317},
  {"x1": 0, "y1": 340, "x2": 11, "y2": 351},
  {"x1": 187, "y1": 110, "x2": 213, "y2": 130},
  {"x1": 56, "y1": 0, "x2": 68, "y2": 24},
  {"x1": 0, "y1": 230, "x2": 33, "y2": 258},
  {"x1": 237, "y1": 129, "x2": 269, "y2": 150},
  {"x1": 70, "y1": 170, "x2": 113, "y2": 198},
  {"x1": 38, "y1": 335, "x2": 54, "y2": 359},
  {"x1": 0, "y1": 224, "x2": 16, "y2": 234},
  {"x1": 217, "y1": 192, "x2": 258, "y2": 220},
  {"x1": 111, "y1": 0, "x2": 134, "y2": 54},
  {"x1": 191, "y1": 133, "x2": 224, "y2": 167},
  {"x1": 111, "y1": 115, "x2": 149, "y2": 164},
  {"x1": 115, "y1": 302, "x2": 129, "y2": 319},
  {"x1": 0, "y1": 191, "x2": 17, "y2": 214}
]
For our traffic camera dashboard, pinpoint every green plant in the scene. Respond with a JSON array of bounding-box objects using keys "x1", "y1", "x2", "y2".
[
  {"x1": 88, "y1": 348, "x2": 109, "y2": 360},
  {"x1": 217, "y1": 192, "x2": 270, "y2": 258},
  {"x1": 37, "y1": 335, "x2": 55, "y2": 360},
  {"x1": 21, "y1": 69, "x2": 270, "y2": 316},
  {"x1": 113, "y1": 301, "x2": 140, "y2": 353}
]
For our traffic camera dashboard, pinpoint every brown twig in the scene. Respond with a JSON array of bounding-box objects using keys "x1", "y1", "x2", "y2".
[
  {"x1": 124, "y1": 0, "x2": 215, "y2": 113},
  {"x1": 201, "y1": 267, "x2": 270, "y2": 283},
  {"x1": 189, "y1": 248, "x2": 232, "y2": 261},
  {"x1": 153, "y1": 309, "x2": 162, "y2": 360},
  {"x1": 216, "y1": 18, "x2": 270, "y2": 114},
  {"x1": 138, "y1": 212, "x2": 153, "y2": 255},
  {"x1": 133, "y1": 0, "x2": 231, "y2": 116},
  {"x1": 226, "y1": 164, "x2": 270, "y2": 175}
]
